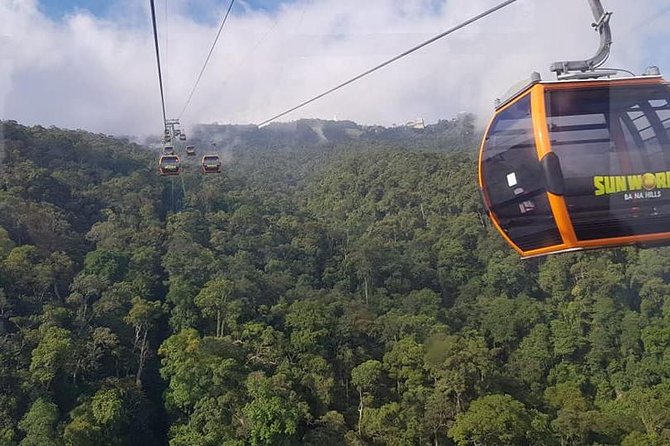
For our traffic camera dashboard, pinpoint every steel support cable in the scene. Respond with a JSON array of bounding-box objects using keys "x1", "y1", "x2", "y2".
[
  {"x1": 179, "y1": 0, "x2": 236, "y2": 119},
  {"x1": 257, "y1": 0, "x2": 519, "y2": 128},
  {"x1": 164, "y1": 0, "x2": 169, "y2": 103},
  {"x1": 217, "y1": 0, "x2": 309, "y2": 95},
  {"x1": 149, "y1": 0, "x2": 167, "y2": 125},
  {"x1": 218, "y1": 16, "x2": 281, "y2": 88}
]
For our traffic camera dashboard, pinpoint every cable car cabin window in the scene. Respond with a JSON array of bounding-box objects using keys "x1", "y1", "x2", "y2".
[
  {"x1": 546, "y1": 84, "x2": 670, "y2": 241},
  {"x1": 482, "y1": 94, "x2": 562, "y2": 251}
]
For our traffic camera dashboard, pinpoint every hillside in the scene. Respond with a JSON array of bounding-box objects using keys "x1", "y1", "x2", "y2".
[
  {"x1": 0, "y1": 120, "x2": 669, "y2": 445},
  {"x1": 188, "y1": 114, "x2": 478, "y2": 153}
]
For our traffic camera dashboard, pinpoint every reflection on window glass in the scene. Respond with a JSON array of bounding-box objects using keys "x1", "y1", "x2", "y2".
[
  {"x1": 482, "y1": 94, "x2": 562, "y2": 251},
  {"x1": 546, "y1": 84, "x2": 670, "y2": 240}
]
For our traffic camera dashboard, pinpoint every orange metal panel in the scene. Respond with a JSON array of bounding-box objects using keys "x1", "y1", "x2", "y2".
[
  {"x1": 577, "y1": 232, "x2": 670, "y2": 248},
  {"x1": 530, "y1": 84, "x2": 578, "y2": 249},
  {"x1": 542, "y1": 76, "x2": 665, "y2": 92},
  {"x1": 477, "y1": 116, "x2": 494, "y2": 191}
]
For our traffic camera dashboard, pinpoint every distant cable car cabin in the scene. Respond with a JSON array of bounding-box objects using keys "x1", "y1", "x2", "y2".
[
  {"x1": 179, "y1": 133, "x2": 187, "y2": 142},
  {"x1": 159, "y1": 155, "x2": 181, "y2": 176},
  {"x1": 186, "y1": 146, "x2": 196, "y2": 156},
  {"x1": 201, "y1": 155, "x2": 222, "y2": 174},
  {"x1": 163, "y1": 143, "x2": 175, "y2": 155}
]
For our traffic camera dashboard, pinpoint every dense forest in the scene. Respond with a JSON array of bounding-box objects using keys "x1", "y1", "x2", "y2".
[{"x1": 1, "y1": 119, "x2": 670, "y2": 446}]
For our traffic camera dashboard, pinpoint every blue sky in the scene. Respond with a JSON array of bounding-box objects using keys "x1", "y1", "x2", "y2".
[
  {"x1": 39, "y1": 0, "x2": 111, "y2": 19},
  {"x1": 39, "y1": 0, "x2": 286, "y2": 21}
]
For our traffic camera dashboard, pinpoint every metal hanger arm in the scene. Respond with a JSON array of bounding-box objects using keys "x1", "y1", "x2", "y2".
[{"x1": 550, "y1": 0, "x2": 613, "y2": 76}]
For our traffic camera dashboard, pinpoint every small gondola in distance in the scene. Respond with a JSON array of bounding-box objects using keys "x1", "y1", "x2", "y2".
[
  {"x1": 163, "y1": 142, "x2": 175, "y2": 155},
  {"x1": 201, "y1": 154, "x2": 222, "y2": 174},
  {"x1": 479, "y1": 73, "x2": 670, "y2": 257},
  {"x1": 186, "y1": 146, "x2": 196, "y2": 156},
  {"x1": 159, "y1": 154, "x2": 181, "y2": 176}
]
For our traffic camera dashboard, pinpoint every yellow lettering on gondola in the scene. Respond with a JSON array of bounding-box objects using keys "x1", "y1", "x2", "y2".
[
  {"x1": 594, "y1": 171, "x2": 670, "y2": 196},
  {"x1": 594, "y1": 176, "x2": 605, "y2": 196},
  {"x1": 615, "y1": 176, "x2": 627, "y2": 192},
  {"x1": 627, "y1": 175, "x2": 643, "y2": 191}
]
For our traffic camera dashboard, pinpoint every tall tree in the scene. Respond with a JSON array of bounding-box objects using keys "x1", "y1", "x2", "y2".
[{"x1": 124, "y1": 297, "x2": 163, "y2": 386}]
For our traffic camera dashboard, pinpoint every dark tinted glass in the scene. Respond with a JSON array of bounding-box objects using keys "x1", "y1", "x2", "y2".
[
  {"x1": 482, "y1": 95, "x2": 562, "y2": 251},
  {"x1": 546, "y1": 84, "x2": 670, "y2": 240}
]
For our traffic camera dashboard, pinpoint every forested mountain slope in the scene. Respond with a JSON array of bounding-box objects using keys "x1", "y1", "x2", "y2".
[
  {"x1": 190, "y1": 113, "x2": 477, "y2": 153},
  {"x1": 1, "y1": 120, "x2": 669, "y2": 445}
]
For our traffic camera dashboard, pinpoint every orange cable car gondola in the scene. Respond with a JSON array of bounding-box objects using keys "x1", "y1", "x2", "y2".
[
  {"x1": 479, "y1": 74, "x2": 670, "y2": 257},
  {"x1": 159, "y1": 155, "x2": 181, "y2": 176},
  {"x1": 479, "y1": 0, "x2": 670, "y2": 257},
  {"x1": 201, "y1": 154, "x2": 222, "y2": 174},
  {"x1": 163, "y1": 143, "x2": 175, "y2": 155}
]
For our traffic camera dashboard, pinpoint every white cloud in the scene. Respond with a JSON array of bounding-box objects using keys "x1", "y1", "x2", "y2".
[{"x1": 0, "y1": 0, "x2": 668, "y2": 136}]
